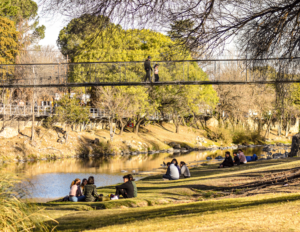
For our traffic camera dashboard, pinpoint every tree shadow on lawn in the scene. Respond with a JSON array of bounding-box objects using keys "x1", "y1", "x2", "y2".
[{"x1": 49, "y1": 193, "x2": 300, "y2": 231}]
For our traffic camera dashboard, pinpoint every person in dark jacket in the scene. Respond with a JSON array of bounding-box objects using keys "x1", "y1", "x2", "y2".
[
  {"x1": 84, "y1": 176, "x2": 99, "y2": 202},
  {"x1": 144, "y1": 56, "x2": 152, "y2": 82},
  {"x1": 218, "y1": 151, "x2": 234, "y2": 168},
  {"x1": 115, "y1": 175, "x2": 134, "y2": 198},
  {"x1": 233, "y1": 152, "x2": 240, "y2": 165},
  {"x1": 127, "y1": 174, "x2": 137, "y2": 197},
  {"x1": 154, "y1": 64, "x2": 159, "y2": 82}
]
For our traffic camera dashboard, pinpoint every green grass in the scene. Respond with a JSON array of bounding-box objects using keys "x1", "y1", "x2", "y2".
[{"x1": 43, "y1": 158, "x2": 300, "y2": 231}]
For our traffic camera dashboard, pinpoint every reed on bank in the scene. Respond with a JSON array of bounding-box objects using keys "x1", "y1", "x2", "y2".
[{"x1": 0, "y1": 172, "x2": 56, "y2": 231}]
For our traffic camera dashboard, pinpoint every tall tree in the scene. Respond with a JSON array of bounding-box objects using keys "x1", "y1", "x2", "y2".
[{"x1": 0, "y1": 16, "x2": 18, "y2": 64}]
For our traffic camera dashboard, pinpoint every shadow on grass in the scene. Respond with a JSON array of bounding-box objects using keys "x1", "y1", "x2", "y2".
[{"x1": 48, "y1": 193, "x2": 300, "y2": 231}]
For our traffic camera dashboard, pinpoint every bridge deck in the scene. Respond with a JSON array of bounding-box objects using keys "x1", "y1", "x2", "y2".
[{"x1": 1, "y1": 80, "x2": 300, "y2": 88}]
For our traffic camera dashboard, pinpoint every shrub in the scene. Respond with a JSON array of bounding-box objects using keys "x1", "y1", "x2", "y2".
[
  {"x1": 0, "y1": 172, "x2": 54, "y2": 231},
  {"x1": 206, "y1": 127, "x2": 232, "y2": 145},
  {"x1": 232, "y1": 130, "x2": 265, "y2": 145}
]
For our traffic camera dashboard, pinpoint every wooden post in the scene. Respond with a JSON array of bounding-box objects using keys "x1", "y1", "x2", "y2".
[{"x1": 246, "y1": 54, "x2": 248, "y2": 82}]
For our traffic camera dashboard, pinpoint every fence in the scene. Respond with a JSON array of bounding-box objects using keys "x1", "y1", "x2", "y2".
[{"x1": 0, "y1": 105, "x2": 212, "y2": 119}]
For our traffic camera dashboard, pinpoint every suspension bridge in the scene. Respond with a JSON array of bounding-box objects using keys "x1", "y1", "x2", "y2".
[{"x1": 1, "y1": 58, "x2": 300, "y2": 88}]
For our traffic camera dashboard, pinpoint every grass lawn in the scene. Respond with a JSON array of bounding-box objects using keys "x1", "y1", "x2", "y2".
[{"x1": 43, "y1": 158, "x2": 300, "y2": 231}]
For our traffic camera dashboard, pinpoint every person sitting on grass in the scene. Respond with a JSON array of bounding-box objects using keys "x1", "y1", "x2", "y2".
[
  {"x1": 80, "y1": 178, "x2": 88, "y2": 195},
  {"x1": 171, "y1": 158, "x2": 181, "y2": 175},
  {"x1": 127, "y1": 174, "x2": 137, "y2": 197},
  {"x1": 69, "y1": 178, "x2": 86, "y2": 202},
  {"x1": 163, "y1": 162, "x2": 180, "y2": 180},
  {"x1": 233, "y1": 152, "x2": 240, "y2": 165},
  {"x1": 218, "y1": 151, "x2": 234, "y2": 168},
  {"x1": 84, "y1": 176, "x2": 99, "y2": 202},
  {"x1": 180, "y1": 161, "x2": 191, "y2": 178},
  {"x1": 238, "y1": 149, "x2": 247, "y2": 164},
  {"x1": 115, "y1": 175, "x2": 134, "y2": 198}
]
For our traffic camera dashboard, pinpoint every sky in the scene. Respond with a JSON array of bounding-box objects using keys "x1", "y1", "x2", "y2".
[
  {"x1": 35, "y1": 0, "x2": 67, "y2": 49},
  {"x1": 33, "y1": 0, "x2": 237, "y2": 57}
]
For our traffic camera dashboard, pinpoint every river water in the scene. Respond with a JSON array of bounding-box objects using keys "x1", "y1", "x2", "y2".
[{"x1": 2, "y1": 146, "x2": 280, "y2": 201}]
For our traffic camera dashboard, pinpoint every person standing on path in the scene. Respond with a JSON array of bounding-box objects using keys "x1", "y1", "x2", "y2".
[
  {"x1": 154, "y1": 64, "x2": 159, "y2": 82},
  {"x1": 144, "y1": 56, "x2": 152, "y2": 82}
]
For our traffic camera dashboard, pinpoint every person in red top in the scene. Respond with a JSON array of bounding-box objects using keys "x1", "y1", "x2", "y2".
[{"x1": 238, "y1": 149, "x2": 247, "y2": 164}]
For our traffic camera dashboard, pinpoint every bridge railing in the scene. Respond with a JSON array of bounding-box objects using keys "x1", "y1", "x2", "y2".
[
  {"x1": 0, "y1": 105, "x2": 212, "y2": 120},
  {"x1": 1, "y1": 58, "x2": 300, "y2": 87}
]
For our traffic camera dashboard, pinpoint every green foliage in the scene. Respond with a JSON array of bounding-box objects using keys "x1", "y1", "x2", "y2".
[
  {"x1": 1, "y1": 0, "x2": 45, "y2": 45},
  {"x1": 0, "y1": 0, "x2": 18, "y2": 16},
  {"x1": 291, "y1": 83, "x2": 300, "y2": 110},
  {"x1": 1, "y1": 0, "x2": 38, "y2": 20},
  {"x1": 52, "y1": 95, "x2": 90, "y2": 128},
  {"x1": 232, "y1": 129, "x2": 265, "y2": 145},
  {"x1": 0, "y1": 16, "x2": 18, "y2": 64}
]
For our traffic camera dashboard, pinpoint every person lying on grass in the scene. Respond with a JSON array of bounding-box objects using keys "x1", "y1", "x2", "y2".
[
  {"x1": 180, "y1": 161, "x2": 191, "y2": 178},
  {"x1": 163, "y1": 162, "x2": 180, "y2": 180},
  {"x1": 84, "y1": 176, "x2": 99, "y2": 202},
  {"x1": 218, "y1": 151, "x2": 234, "y2": 168},
  {"x1": 69, "y1": 178, "x2": 86, "y2": 202},
  {"x1": 127, "y1": 174, "x2": 137, "y2": 197},
  {"x1": 115, "y1": 175, "x2": 134, "y2": 198},
  {"x1": 233, "y1": 152, "x2": 240, "y2": 165}
]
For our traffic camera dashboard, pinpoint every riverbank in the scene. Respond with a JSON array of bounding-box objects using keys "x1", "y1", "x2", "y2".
[
  {"x1": 42, "y1": 157, "x2": 300, "y2": 231},
  {"x1": 0, "y1": 122, "x2": 293, "y2": 163}
]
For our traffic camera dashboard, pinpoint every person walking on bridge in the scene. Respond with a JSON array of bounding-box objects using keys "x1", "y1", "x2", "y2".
[{"x1": 144, "y1": 56, "x2": 152, "y2": 82}]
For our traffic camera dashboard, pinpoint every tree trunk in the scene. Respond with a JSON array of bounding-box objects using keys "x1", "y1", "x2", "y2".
[
  {"x1": 135, "y1": 119, "x2": 143, "y2": 135},
  {"x1": 264, "y1": 118, "x2": 272, "y2": 139},
  {"x1": 109, "y1": 117, "x2": 114, "y2": 142},
  {"x1": 65, "y1": 128, "x2": 69, "y2": 144},
  {"x1": 257, "y1": 119, "x2": 261, "y2": 133},
  {"x1": 199, "y1": 117, "x2": 205, "y2": 129},
  {"x1": 134, "y1": 115, "x2": 146, "y2": 135},
  {"x1": 193, "y1": 113, "x2": 200, "y2": 129},
  {"x1": 119, "y1": 118, "x2": 126, "y2": 135},
  {"x1": 176, "y1": 123, "x2": 179, "y2": 133},
  {"x1": 182, "y1": 116, "x2": 187, "y2": 127},
  {"x1": 285, "y1": 117, "x2": 290, "y2": 137},
  {"x1": 173, "y1": 115, "x2": 180, "y2": 134},
  {"x1": 278, "y1": 116, "x2": 282, "y2": 136}
]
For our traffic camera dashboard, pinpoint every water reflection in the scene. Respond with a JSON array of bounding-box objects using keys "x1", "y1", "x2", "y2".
[
  {"x1": 2, "y1": 147, "x2": 266, "y2": 200},
  {"x1": 4, "y1": 147, "x2": 264, "y2": 176}
]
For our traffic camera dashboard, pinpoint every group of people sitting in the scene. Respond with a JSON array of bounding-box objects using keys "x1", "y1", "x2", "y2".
[
  {"x1": 163, "y1": 159, "x2": 191, "y2": 180},
  {"x1": 68, "y1": 174, "x2": 137, "y2": 202},
  {"x1": 219, "y1": 149, "x2": 247, "y2": 168}
]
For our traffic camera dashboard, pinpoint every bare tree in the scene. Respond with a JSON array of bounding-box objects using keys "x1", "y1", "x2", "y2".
[
  {"x1": 215, "y1": 62, "x2": 275, "y2": 132},
  {"x1": 92, "y1": 86, "x2": 132, "y2": 141},
  {"x1": 40, "y1": 0, "x2": 300, "y2": 59}
]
